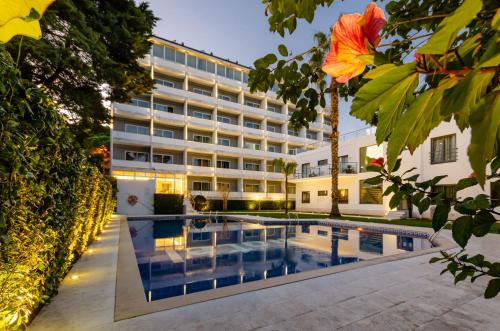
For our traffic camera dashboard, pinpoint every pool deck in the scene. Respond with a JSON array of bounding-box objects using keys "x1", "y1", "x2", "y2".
[{"x1": 30, "y1": 215, "x2": 500, "y2": 330}]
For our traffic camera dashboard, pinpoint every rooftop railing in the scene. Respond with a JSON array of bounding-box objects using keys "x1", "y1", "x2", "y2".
[{"x1": 293, "y1": 162, "x2": 358, "y2": 179}]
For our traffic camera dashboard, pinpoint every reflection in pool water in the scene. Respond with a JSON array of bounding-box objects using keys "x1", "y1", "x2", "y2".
[{"x1": 128, "y1": 218, "x2": 432, "y2": 302}]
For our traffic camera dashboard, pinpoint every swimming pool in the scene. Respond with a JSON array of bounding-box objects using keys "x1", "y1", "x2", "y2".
[{"x1": 126, "y1": 216, "x2": 434, "y2": 303}]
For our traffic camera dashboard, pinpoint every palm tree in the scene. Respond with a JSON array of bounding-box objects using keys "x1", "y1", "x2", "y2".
[
  {"x1": 272, "y1": 158, "x2": 297, "y2": 215},
  {"x1": 310, "y1": 31, "x2": 341, "y2": 217}
]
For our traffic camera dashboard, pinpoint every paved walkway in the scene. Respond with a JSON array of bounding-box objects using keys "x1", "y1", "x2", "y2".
[{"x1": 30, "y1": 216, "x2": 500, "y2": 330}]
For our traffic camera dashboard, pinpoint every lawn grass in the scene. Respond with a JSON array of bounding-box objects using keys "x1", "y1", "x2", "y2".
[{"x1": 208, "y1": 210, "x2": 500, "y2": 234}]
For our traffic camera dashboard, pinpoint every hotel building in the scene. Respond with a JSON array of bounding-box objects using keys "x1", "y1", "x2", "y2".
[{"x1": 111, "y1": 36, "x2": 332, "y2": 215}]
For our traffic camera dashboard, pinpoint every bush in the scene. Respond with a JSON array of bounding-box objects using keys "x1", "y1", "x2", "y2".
[
  {"x1": 205, "y1": 200, "x2": 295, "y2": 211},
  {"x1": 154, "y1": 194, "x2": 184, "y2": 214},
  {"x1": 193, "y1": 195, "x2": 208, "y2": 211},
  {"x1": 0, "y1": 50, "x2": 115, "y2": 329}
]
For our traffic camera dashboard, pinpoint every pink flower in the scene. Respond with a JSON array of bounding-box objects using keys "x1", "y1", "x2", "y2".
[{"x1": 322, "y1": 3, "x2": 386, "y2": 83}]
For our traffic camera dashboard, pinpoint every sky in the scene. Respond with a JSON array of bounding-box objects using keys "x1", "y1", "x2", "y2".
[{"x1": 142, "y1": 0, "x2": 381, "y2": 134}]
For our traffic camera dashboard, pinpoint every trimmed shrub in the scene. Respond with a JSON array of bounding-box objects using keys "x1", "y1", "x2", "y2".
[
  {"x1": 205, "y1": 200, "x2": 295, "y2": 211},
  {"x1": 0, "y1": 50, "x2": 115, "y2": 329},
  {"x1": 154, "y1": 194, "x2": 184, "y2": 214}
]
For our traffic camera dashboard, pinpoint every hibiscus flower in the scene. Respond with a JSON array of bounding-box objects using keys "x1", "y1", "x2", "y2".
[{"x1": 322, "y1": 2, "x2": 385, "y2": 83}]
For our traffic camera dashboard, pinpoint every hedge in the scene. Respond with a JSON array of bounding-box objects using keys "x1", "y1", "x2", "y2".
[
  {"x1": 154, "y1": 194, "x2": 184, "y2": 214},
  {"x1": 0, "y1": 50, "x2": 115, "y2": 329},
  {"x1": 205, "y1": 200, "x2": 295, "y2": 211}
]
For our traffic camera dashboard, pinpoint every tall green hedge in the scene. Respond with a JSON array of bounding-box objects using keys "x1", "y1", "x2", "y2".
[
  {"x1": 0, "y1": 50, "x2": 115, "y2": 329},
  {"x1": 154, "y1": 194, "x2": 184, "y2": 214}
]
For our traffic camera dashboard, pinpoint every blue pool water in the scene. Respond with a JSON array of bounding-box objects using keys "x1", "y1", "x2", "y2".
[{"x1": 128, "y1": 217, "x2": 432, "y2": 302}]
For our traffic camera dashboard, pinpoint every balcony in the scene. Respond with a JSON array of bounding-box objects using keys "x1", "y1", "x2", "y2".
[
  {"x1": 151, "y1": 136, "x2": 185, "y2": 149},
  {"x1": 153, "y1": 110, "x2": 185, "y2": 126},
  {"x1": 187, "y1": 91, "x2": 216, "y2": 106},
  {"x1": 242, "y1": 104, "x2": 266, "y2": 118},
  {"x1": 112, "y1": 159, "x2": 150, "y2": 169},
  {"x1": 217, "y1": 121, "x2": 241, "y2": 135},
  {"x1": 187, "y1": 116, "x2": 215, "y2": 130},
  {"x1": 242, "y1": 169, "x2": 265, "y2": 179},
  {"x1": 186, "y1": 165, "x2": 215, "y2": 176},
  {"x1": 309, "y1": 121, "x2": 323, "y2": 130},
  {"x1": 287, "y1": 135, "x2": 305, "y2": 144},
  {"x1": 138, "y1": 54, "x2": 151, "y2": 66},
  {"x1": 112, "y1": 130, "x2": 150, "y2": 145},
  {"x1": 266, "y1": 172, "x2": 284, "y2": 180},
  {"x1": 186, "y1": 66, "x2": 216, "y2": 82},
  {"x1": 152, "y1": 56, "x2": 186, "y2": 74},
  {"x1": 185, "y1": 140, "x2": 217, "y2": 152},
  {"x1": 113, "y1": 103, "x2": 150, "y2": 120},
  {"x1": 292, "y1": 162, "x2": 358, "y2": 179},
  {"x1": 266, "y1": 130, "x2": 286, "y2": 142},
  {"x1": 266, "y1": 110, "x2": 287, "y2": 122},
  {"x1": 154, "y1": 84, "x2": 187, "y2": 101},
  {"x1": 217, "y1": 98, "x2": 243, "y2": 112},
  {"x1": 243, "y1": 126, "x2": 264, "y2": 138},
  {"x1": 214, "y1": 167, "x2": 242, "y2": 177},
  {"x1": 152, "y1": 163, "x2": 186, "y2": 172},
  {"x1": 215, "y1": 144, "x2": 242, "y2": 155}
]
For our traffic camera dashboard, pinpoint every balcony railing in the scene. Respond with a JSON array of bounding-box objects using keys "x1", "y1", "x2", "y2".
[
  {"x1": 430, "y1": 148, "x2": 458, "y2": 164},
  {"x1": 293, "y1": 162, "x2": 358, "y2": 179}
]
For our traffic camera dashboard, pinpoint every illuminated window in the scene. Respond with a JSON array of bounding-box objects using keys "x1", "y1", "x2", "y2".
[
  {"x1": 359, "y1": 180, "x2": 382, "y2": 204},
  {"x1": 192, "y1": 182, "x2": 211, "y2": 191},
  {"x1": 302, "y1": 191, "x2": 310, "y2": 204},
  {"x1": 318, "y1": 190, "x2": 328, "y2": 196},
  {"x1": 338, "y1": 189, "x2": 349, "y2": 204}
]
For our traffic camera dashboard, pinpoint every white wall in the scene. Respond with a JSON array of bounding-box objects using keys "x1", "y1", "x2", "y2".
[{"x1": 116, "y1": 179, "x2": 156, "y2": 215}]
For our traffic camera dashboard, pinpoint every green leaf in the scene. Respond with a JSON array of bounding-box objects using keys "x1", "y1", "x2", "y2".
[
  {"x1": 493, "y1": 9, "x2": 500, "y2": 30},
  {"x1": 386, "y1": 79, "x2": 457, "y2": 171},
  {"x1": 429, "y1": 256, "x2": 442, "y2": 263},
  {"x1": 485, "y1": 279, "x2": 500, "y2": 299},
  {"x1": 418, "y1": 197, "x2": 431, "y2": 214},
  {"x1": 467, "y1": 91, "x2": 500, "y2": 186},
  {"x1": 389, "y1": 191, "x2": 404, "y2": 209},
  {"x1": 441, "y1": 70, "x2": 494, "y2": 130},
  {"x1": 472, "y1": 210, "x2": 496, "y2": 237},
  {"x1": 278, "y1": 44, "x2": 288, "y2": 57},
  {"x1": 476, "y1": 33, "x2": 500, "y2": 68},
  {"x1": 452, "y1": 216, "x2": 473, "y2": 248},
  {"x1": 391, "y1": 158, "x2": 402, "y2": 172},
  {"x1": 363, "y1": 64, "x2": 396, "y2": 80},
  {"x1": 456, "y1": 177, "x2": 478, "y2": 192},
  {"x1": 364, "y1": 175, "x2": 383, "y2": 185},
  {"x1": 405, "y1": 174, "x2": 419, "y2": 182},
  {"x1": 432, "y1": 203, "x2": 451, "y2": 232},
  {"x1": 351, "y1": 63, "x2": 418, "y2": 127},
  {"x1": 412, "y1": 192, "x2": 424, "y2": 204},
  {"x1": 491, "y1": 156, "x2": 500, "y2": 174},
  {"x1": 454, "y1": 270, "x2": 469, "y2": 284},
  {"x1": 418, "y1": 0, "x2": 483, "y2": 54}
]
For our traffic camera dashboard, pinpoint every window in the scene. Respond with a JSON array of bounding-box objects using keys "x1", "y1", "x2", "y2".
[
  {"x1": 359, "y1": 145, "x2": 384, "y2": 172},
  {"x1": 432, "y1": 185, "x2": 457, "y2": 204},
  {"x1": 226, "y1": 67, "x2": 234, "y2": 79},
  {"x1": 288, "y1": 185, "x2": 296, "y2": 194},
  {"x1": 245, "y1": 100, "x2": 260, "y2": 108},
  {"x1": 197, "y1": 58, "x2": 207, "y2": 71},
  {"x1": 268, "y1": 184, "x2": 278, "y2": 193},
  {"x1": 192, "y1": 232, "x2": 210, "y2": 241},
  {"x1": 267, "y1": 125, "x2": 277, "y2": 133},
  {"x1": 318, "y1": 159, "x2": 328, "y2": 166},
  {"x1": 193, "y1": 158, "x2": 210, "y2": 167},
  {"x1": 244, "y1": 142, "x2": 261, "y2": 150},
  {"x1": 338, "y1": 155, "x2": 348, "y2": 165},
  {"x1": 175, "y1": 51, "x2": 185, "y2": 64},
  {"x1": 234, "y1": 70, "x2": 242, "y2": 81},
  {"x1": 192, "y1": 182, "x2": 211, "y2": 191},
  {"x1": 153, "y1": 154, "x2": 173, "y2": 164},
  {"x1": 302, "y1": 191, "x2": 310, "y2": 204},
  {"x1": 193, "y1": 134, "x2": 211, "y2": 143},
  {"x1": 216, "y1": 160, "x2": 230, "y2": 168},
  {"x1": 164, "y1": 47, "x2": 175, "y2": 61},
  {"x1": 491, "y1": 180, "x2": 500, "y2": 207},
  {"x1": 268, "y1": 106, "x2": 281, "y2": 113},
  {"x1": 155, "y1": 79, "x2": 174, "y2": 88},
  {"x1": 244, "y1": 230, "x2": 260, "y2": 237},
  {"x1": 245, "y1": 163, "x2": 260, "y2": 171},
  {"x1": 125, "y1": 124, "x2": 149, "y2": 135},
  {"x1": 131, "y1": 98, "x2": 150, "y2": 108},
  {"x1": 268, "y1": 145, "x2": 278, "y2": 153},
  {"x1": 317, "y1": 230, "x2": 328, "y2": 237},
  {"x1": 217, "y1": 64, "x2": 226, "y2": 76},
  {"x1": 301, "y1": 225, "x2": 310, "y2": 233},
  {"x1": 288, "y1": 129, "x2": 299, "y2": 136},
  {"x1": 207, "y1": 61, "x2": 215, "y2": 73},
  {"x1": 338, "y1": 189, "x2": 349, "y2": 204},
  {"x1": 154, "y1": 128, "x2": 173, "y2": 138},
  {"x1": 152, "y1": 44, "x2": 164, "y2": 58},
  {"x1": 244, "y1": 184, "x2": 260, "y2": 192},
  {"x1": 359, "y1": 180, "x2": 383, "y2": 204},
  {"x1": 306, "y1": 132, "x2": 316, "y2": 140},
  {"x1": 218, "y1": 138, "x2": 231, "y2": 146},
  {"x1": 431, "y1": 134, "x2": 457, "y2": 164},
  {"x1": 153, "y1": 103, "x2": 173, "y2": 113},
  {"x1": 288, "y1": 149, "x2": 297, "y2": 155},
  {"x1": 218, "y1": 94, "x2": 231, "y2": 102},
  {"x1": 192, "y1": 111, "x2": 211, "y2": 120},
  {"x1": 192, "y1": 88, "x2": 212, "y2": 96},
  {"x1": 187, "y1": 55, "x2": 197, "y2": 68},
  {"x1": 318, "y1": 190, "x2": 328, "y2": 196},
  {"x1": 217, "y1": 182, "x2": 231, "y2": 191},
  {"x1": 244, "y1": 121, "x2": 260, "y2": 129},
  {"x1": 125, "y1": 151, "x2": 149, "y2": 162},
  {"x1": 217, "y1": 115, "x2": 231, "y2": 124}
]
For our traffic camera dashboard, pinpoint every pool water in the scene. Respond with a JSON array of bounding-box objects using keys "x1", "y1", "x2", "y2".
[{"x1": 128, "y1": 217, "x2": 432, "y2": 302}]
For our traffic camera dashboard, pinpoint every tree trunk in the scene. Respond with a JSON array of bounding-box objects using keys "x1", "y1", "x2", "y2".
[
  {"x1": 329, "y1": 86, "x2": 341, "y2": 217},
  {"x1": 407, "y1": 196, "x2": 413, "y2": 218},
  {"x1": 285, "y1": 176, "x2": 289, "y2": 215}
]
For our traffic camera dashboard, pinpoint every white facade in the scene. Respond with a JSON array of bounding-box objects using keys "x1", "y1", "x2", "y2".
[
  {"x1": 292, "y1": 122, "x2": 499, "y2": 219},
  {"x1": 111, "y1": 36, "x2": 332, "y2": 215}
]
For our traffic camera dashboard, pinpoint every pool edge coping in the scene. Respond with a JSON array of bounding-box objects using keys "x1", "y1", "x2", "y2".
[{"x1": 114, "y1": 215, "x2": 457, "y2": 322}]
